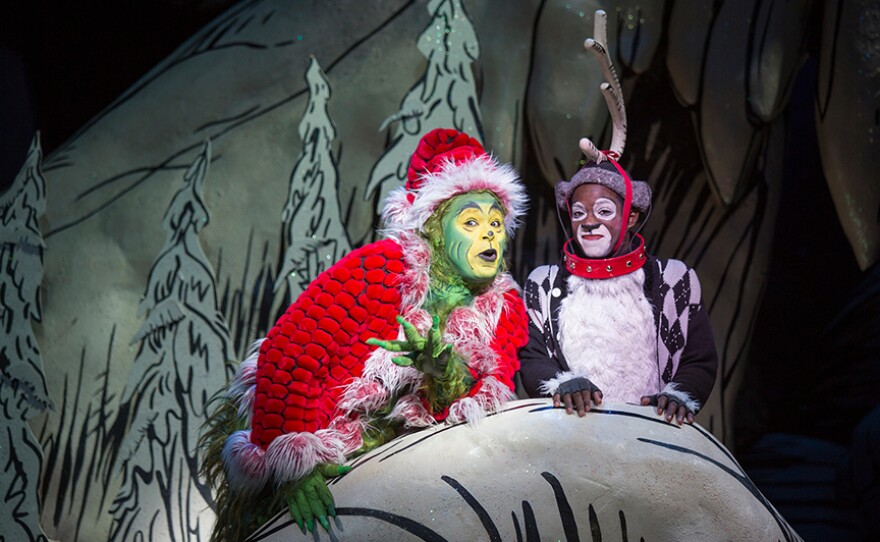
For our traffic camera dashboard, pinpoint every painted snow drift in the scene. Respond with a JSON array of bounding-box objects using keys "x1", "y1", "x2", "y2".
[{"x1": 248, "y1": 399, "x2": 801, "y2": 542}]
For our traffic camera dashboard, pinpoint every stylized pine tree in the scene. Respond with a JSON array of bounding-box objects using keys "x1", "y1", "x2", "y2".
[
  {"x1": 364, "y1": 0, "x2": 483, "y2": 216},
  {"x1": 274, "y1": 57, "x2": 351, "y2": 307},
  {"x1": 0, "y1": 134, "x2": 50, "y2": 542},
  {"x1": 111, "y1": 141, "x2": 231, "y2": 542}
]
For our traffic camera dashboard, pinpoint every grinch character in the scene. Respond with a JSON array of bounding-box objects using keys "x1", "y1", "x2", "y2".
[{"x1": 202, "y1": 128, "x2": 529, "y2": 540}]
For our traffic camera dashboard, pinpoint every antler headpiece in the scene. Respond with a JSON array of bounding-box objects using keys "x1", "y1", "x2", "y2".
[
  {"x1": 556, "y1": 10, "x2": 652, "y2": 255},
  {"x1": 578, "y1": 10, "x2": 627, "y2": 163}
]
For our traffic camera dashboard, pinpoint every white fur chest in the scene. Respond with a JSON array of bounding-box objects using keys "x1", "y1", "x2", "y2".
[{"x1": 557, "y1": 270, "x2": 659, "y2": 403}]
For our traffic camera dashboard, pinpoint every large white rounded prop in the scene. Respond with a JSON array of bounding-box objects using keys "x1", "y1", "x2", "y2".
[{"x1": 248, "y1": 400, "x2": 801, "y2": 541}]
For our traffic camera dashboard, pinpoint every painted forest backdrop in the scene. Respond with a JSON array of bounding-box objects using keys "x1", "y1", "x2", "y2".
[{"x1": 1, "y1": 0, "x2": 878, "y2": 541}]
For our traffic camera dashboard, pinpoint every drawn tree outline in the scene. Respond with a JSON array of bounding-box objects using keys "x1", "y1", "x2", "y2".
[
  {"x1": 273, "y1": 56, "x2": 352, "y2": 316},
  {"x1": 110, "y1": 141, "x2": 232, "y2": 542},
  {"x1": 363, "y1": 0, "x2": 483, "y2": 224},
  {"x1": 0, "y1": 134, "x2": 50, "y2": 542}
]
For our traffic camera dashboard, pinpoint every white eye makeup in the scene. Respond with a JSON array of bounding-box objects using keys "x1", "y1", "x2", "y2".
[
  {"x1": 593, "y1": 198, "x2": 617, "y2": 220},
  {"x1": 570, "y1": 203, "x2": 588, "y2": 220}
]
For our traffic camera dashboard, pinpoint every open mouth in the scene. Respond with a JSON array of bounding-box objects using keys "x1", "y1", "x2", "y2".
[{"x1": 477, "y1": 248, "x2": 498, "y2": 262}]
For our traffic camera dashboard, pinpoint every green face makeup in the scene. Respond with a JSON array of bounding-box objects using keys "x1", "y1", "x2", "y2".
[{"x1": 440, "y1": 192, "x2": 507, "y2": 283}]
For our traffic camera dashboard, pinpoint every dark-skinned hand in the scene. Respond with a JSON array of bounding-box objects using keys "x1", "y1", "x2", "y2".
[
  {"x1": 553, "y1": 377, "x2": 603, "y2": 417},
  {"x1": 287, "y1": 464, "x2": 351, "y2": 534},
  {"x1": 640, "y1": 393, "x2": 695, "y2": 425},
  {"x1": 366, "y1": 315, "x2": 451, "y2": 377}
]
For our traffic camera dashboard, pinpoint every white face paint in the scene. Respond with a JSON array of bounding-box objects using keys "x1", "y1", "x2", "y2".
[
  {"x1": 591, "y1": 198, "x2": 618, "y2": 221},
  {"x1": 572, "y1": 197, "x2": 619, "y2": 258}
]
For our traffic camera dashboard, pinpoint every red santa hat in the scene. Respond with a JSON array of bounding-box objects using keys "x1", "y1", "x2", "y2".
[{"x1": 381, "y1": 128, "x2": 527, "y2": 234}]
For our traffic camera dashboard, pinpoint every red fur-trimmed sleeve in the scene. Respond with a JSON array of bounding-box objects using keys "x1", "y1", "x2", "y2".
[
  {"x1": 250, "y1": 239, "x2": 405, "y2": 447},
  {"x1": 440, "y1": 288, "x2": 528, "y2": 425},
  {"x1": 222, "y1": 240, "x2": 407, "y2": 492},
  {"x1": 486, "y1": 289, "x2": 529, "y2": 391}
]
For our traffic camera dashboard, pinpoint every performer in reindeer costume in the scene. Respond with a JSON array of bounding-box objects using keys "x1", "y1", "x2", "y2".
[
  {"x1": 519, "y1": 12, "x2": 718, "y2": 425},
  {"x1": 203, "y1": 128, "x2": 528, "y2": 540}
]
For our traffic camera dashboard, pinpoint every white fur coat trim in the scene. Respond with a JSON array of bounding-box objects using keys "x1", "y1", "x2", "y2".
[{"x1": 556, "y1": 270, "x2": 659, "y2": 404}]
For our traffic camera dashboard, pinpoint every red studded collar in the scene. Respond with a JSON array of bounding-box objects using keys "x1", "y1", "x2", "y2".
[{"x1": 563, "y1": 234, "x2": 647, "y2": 279}]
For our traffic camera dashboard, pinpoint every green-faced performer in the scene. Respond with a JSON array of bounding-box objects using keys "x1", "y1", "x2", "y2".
[{"x1": 202, "y1": 128, "x2": 529, "y2": 541}]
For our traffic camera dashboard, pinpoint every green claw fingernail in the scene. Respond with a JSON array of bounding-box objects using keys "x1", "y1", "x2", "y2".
[
  {"x1": 339, "y1": 465, "x2": 352, "y2": 474},
  {"x1": 328, "y1": 504, "x2": 337, "y2": 517},
  {"x1": 307, "y1": 519, "x2": 314, "y2": 532},
  {"x1": 319, "y1": 516, "x2": 330, "y2": 529}
]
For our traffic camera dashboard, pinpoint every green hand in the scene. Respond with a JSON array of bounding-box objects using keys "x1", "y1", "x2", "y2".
[
  {"x1": 286, "y1": 464, "x2": 352, "y2": 533},
  {"x1": 367, "y1": 316, "x2": 451, "y2": 375}
]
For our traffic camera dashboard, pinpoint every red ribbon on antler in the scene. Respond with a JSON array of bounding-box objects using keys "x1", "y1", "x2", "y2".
[{"x1": 601, "y1": 150, "x2": 632, "y2": 254}]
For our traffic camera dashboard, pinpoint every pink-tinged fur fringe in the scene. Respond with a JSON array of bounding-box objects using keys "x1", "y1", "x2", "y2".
[
  {"x1": 227, "y1": 340, "x2": 262, "y2": 423},
  {"x1": 381, "y1": 155, "x2": 528, "y2": 235},
  {"x1": 380, "y1": 188, "x2": 413, "y2": 233},
  {"x1": 222, "y1": 421, "x2": 363, "y2": 493},
  {"x1": 388, "y1": 394, "x2": 436, "y2": 428},
  {"x1": 336, "y1": 378, "x2": 390, "y2": 415},
  {"x1": 388, "y1": 231, "x2": 431, "y2": 312},
  {"x1": 264, "y1": 428, "x2": 349, "y2": 485},
  {"x1": 446, "y1": 376, "x2": 515, "y2": 424},
  {"x1": 325, "y1": 416, "x2": 365, "y2": 456},
  {"x1": 221, "y1": 430, "x2": 269, "y2": 494}
]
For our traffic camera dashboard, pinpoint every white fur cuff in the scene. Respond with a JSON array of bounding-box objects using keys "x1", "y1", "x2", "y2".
[
  {"x1": 538, "y1": 371, "x2": 588, "y2": 397},
  {"x1": 660, "y1": 383, "x2": 701, "y2": 414},
  {"x1": 222, "y1": 426, "x2": 353, "y2": 494},
  {"x1": 264, "y1": 429, "x2": 348, "y2": 485}
]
